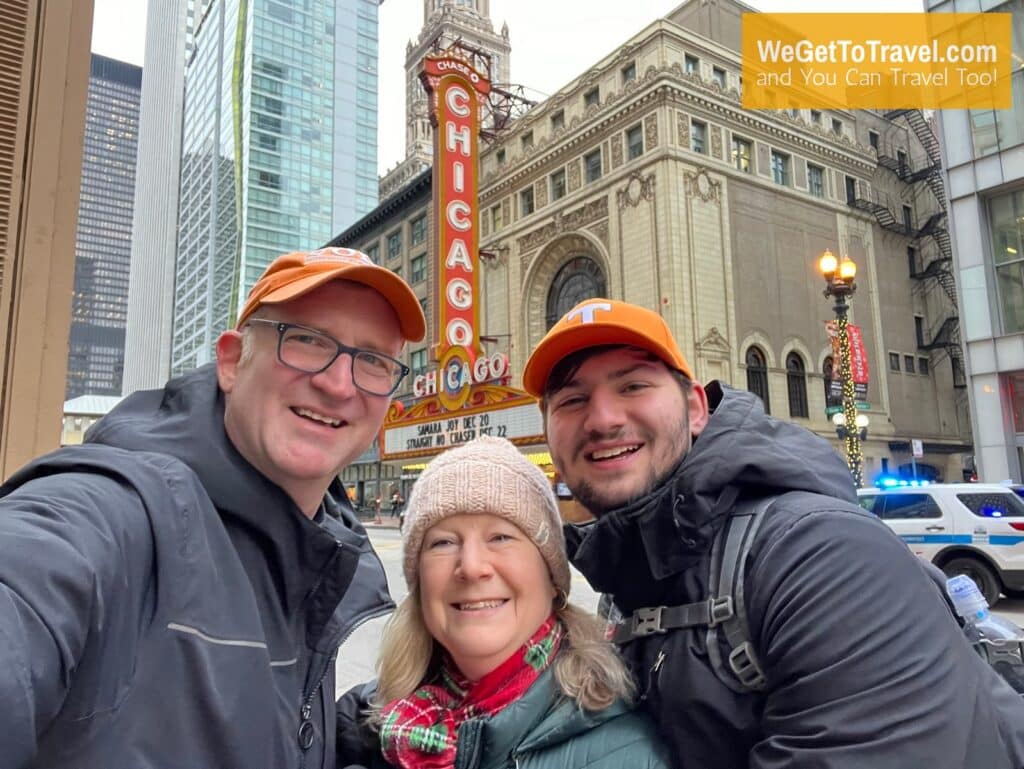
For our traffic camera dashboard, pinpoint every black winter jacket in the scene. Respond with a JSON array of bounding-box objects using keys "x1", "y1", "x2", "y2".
[
  {"x1": 0, "y1": 365, "x2": 394, "y2": 768},
  {"x1": 567, "y1": 382, "x2": 1024, "y2": 769}
]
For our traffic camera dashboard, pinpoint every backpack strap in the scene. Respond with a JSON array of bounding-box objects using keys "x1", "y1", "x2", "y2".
[
  {"x1": 610, "y1": 495, "x2": 776, "y2": 693},
  {"x1": 705, "y1": 496, "x2": 774, "y2": 692}
]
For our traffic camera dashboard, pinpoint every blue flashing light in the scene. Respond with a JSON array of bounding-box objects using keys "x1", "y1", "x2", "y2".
[{"x1": 875, "y1": 476, "x2": 932, "y2": 489}]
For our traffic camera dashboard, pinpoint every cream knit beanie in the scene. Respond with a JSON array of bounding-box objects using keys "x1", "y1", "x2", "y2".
[{"x1": 402, "y1": 435, "x2": 571, "y2": 595}]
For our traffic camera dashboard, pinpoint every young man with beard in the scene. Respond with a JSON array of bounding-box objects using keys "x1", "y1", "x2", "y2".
[
  {"x1": 0, "y1": 248, "x2": 424, "y2": 768},
  {"x1": 522, "y1": 298, "x2": 1024, "y2": 769}
]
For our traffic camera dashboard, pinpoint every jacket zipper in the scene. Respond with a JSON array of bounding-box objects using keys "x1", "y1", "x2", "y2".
[
  {"x1": 294, "y1": 603, "x2": 395, "y2": 768},
  {"x1": 296, "y1": 650, "x2": 337, "y2": 769}
]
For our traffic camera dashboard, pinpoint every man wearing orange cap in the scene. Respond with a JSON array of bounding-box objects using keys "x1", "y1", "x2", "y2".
[
  {"x1": 523, "y1": 298, "x2": 1024, "y2": 769},
  {"x1": 0, "y1": 248, "x2": 425, "y2": 768}
]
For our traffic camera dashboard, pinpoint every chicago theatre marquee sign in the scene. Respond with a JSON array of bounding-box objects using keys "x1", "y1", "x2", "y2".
[{"x1": 380, "y1": 51, "x2": 544, "y2": 462}]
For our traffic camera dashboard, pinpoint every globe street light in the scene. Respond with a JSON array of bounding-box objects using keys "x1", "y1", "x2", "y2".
[{"x1": 819, "y1": 249, "x2": 864, "y2": 488}]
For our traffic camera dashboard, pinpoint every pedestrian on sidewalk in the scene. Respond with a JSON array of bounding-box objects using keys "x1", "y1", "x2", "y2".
[
  {"x1": 520, "y1": 297, "x2": 1024, "y2": 769},
  {"x1": 337, "y1": 435, "x2": 670, "y2": 769},
  {"x1": 0, "y1": 247, "x2": 425, "y2": 768}
]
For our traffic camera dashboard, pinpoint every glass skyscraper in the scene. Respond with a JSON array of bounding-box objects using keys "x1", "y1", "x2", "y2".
[
  {"x1": 67, "y1": 55, "x2": 142, "y2": 399},
  {"x1": 170, "y1": 0, "x2": 380, "y2": 373}
]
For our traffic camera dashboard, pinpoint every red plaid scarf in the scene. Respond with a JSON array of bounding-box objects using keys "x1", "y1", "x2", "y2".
[{"x1": 379, "y1": 614, "x2": 563, "y2": 769}]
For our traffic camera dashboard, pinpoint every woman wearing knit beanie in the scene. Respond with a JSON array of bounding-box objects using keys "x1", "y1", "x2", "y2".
[{"x1": 360, "y1": 435, "x2": 670, "y2": 769}]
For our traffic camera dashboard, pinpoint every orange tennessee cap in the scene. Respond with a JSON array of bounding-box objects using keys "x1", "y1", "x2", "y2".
[
  {"x1": 236, "y1": 247, "x2": 426, "y2": 342},
  {"x1": 522, "y1": 298, "x2": 693, "y2": 398}
]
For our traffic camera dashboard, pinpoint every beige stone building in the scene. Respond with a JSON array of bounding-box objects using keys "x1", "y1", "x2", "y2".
[
  {"x1": 0, "y1": 0, "x2": 94, "y2": 480},
  {"x1": 475, "y1": 0, "x2": 971, "y2": 482},
  {"x1": 336, "y1": 0, "x2": 973, "y2": 485}
]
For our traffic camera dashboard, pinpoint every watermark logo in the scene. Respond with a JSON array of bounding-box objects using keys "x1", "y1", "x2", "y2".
[{"x1": 741, "y1": 13, "x2": 1012, "y2": 110}]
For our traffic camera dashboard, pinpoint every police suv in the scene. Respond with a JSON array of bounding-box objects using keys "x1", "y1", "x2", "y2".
[{"x1": 857, "y1": 483, "x2": 1024, "y2": 606}]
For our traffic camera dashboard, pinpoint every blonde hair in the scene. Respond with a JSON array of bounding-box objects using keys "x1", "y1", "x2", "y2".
[{"x1": 368, "y1": 589, "x2": 635, "y2": 727}]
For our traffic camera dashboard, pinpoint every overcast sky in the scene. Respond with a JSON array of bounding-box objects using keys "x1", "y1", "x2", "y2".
[{"x1": 90, "y1": 0, "x2": 925, "y2": 173}]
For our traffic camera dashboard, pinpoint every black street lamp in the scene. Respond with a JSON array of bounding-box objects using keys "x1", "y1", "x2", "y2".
[{"x1": 818, "y1": 249, "x2": 864, "y2": 488}]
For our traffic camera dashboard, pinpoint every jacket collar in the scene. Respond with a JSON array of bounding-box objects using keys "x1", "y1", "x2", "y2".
[
  {"x1": 86, "y1": 365, "x2": 390, "y2": 641},
  {"x1": 454, "y1": 670, "x2": 630, "y2": 769}
]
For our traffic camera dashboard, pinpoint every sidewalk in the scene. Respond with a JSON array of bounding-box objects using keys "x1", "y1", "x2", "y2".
[{"x1": 359, "y1": 514, "x2": 402, "y2": 531}]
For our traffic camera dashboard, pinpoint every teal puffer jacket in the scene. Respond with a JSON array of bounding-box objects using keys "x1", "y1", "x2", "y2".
[{"x1": 452, "y1": 667, "x2": 671, "y2": 769}]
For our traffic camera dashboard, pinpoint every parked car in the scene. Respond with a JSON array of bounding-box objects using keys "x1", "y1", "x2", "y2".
[{"x1": 857, "y1": 483, "x2": 1024, "y2": 606}]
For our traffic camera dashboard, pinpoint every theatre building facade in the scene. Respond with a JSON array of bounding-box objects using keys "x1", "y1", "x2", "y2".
[{"x1": 334, "y1": 0, "x2": 973, "y2": 499}]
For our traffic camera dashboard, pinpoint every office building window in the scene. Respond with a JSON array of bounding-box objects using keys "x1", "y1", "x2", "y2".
[
  {"x1": 845, "y1": 176, "x2": 857, "y2": 205},
  {"x1": 621, "y1": 62, "x2": 636, "y2": 84},
  {"x1": 889, "y1": 351, "x2": 901, "y2": 371},
  {"x1": 745, "y1": 346, "x2": 770, "y2": 413},
  {"x1": 771, "y1": 150, "x2": 790, "y2": 186},
  {"x1": 918, "y1": 357, "x2": 930, "y2": 376},
  {"x1": 584, "y1": 148, "x2": 602, "y2": 183},
  {"x1": 550, "y1": 168, "x2": 567, "y2": 201},
  {"x1": 903, "y1": 204, "x2": 914, "y2": 232},
  {"x1": 627, "y1": 124, "x2": 644, "y2": 160},
  {"x1": 365, "y1": 243, "x2": 379, "y2": 264},
  {"x1": 810, "y1": 109, "x2": 822, "y2": 125},
  {"x1": 387, "y1": 230, "x2": 401, "y2": 259},
  {"x1": 490, "y1": 203, "x2": 502, "y2": 232},
  {"x1": 691, "y1": 120, "x2": 707, "y2": 154},
  {"x1": 808, "y1": 165, "x2": 824, "y2": 198},
  {"x1": 410, "y1": 255, "x2": 426, "y2": 284},
  {"x1": 521, "y1": 130, "x2": 534, "y2": 150},
  {"x1": 496, "y1": 147, "x2": 506, "y2": 165},
  {"x1": 904, "y1": 354, "x2": 916, "y2": 373},
  {"x1": 410, "y1": 214, "x2": 426, "y2": 246},
  {"x1": 831, "y1": 118, "x2": 843, "y2": 136},
  {"x1": 732, "y1": 136, "x2": 752, "y2": 173},
  {"x1": 410, "y1": 349, "x2": 427, "y2": 379},
  {"x1": 712, "y1": 66, "x2": 727, "y2": 88},
  {"x1": 550, "y1": 109, "x2": 564, "y2": 131},
  {"x1": 520, "y1": 186, "x2": 535, "y2": 216},
  {"x1": 989, "y1": 188, "x2": 1024, "y2": 334},
  {"x1": 869, "y1": 130, "x2": 879, "y2": 150},
  {"x1": 786, "y1": 353, "x2": 809, "y2": 418},
  {"x1": 685, "y1": 54, "x2": 699, "y2": 75},
  {"x1": 583, "y1": 87, "x2": 600, "y2": 109}
]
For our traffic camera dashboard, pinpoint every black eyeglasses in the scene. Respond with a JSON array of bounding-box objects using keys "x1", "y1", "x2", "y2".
[{"x1": 246, "y1": 319, "x2": 409, "y2": 396}]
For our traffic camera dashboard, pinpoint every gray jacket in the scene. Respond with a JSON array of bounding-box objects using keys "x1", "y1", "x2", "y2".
[
  {"x1": 0, "y1": 365, "x2": 394, "y2": 768},
  {"x1": 568, "y1": 382, "x2": 1024, "y2": 769}
]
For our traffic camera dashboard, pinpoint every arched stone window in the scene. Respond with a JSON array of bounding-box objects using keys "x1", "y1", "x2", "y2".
[
  {"x1": 786, "y1": 352, "x2": 809, "y2": 418},
  {"x1": 745, "y1": 346, "x2": 770, "y2": 413},
  {"x1": 545, "y1": 256, "x2": 607, "y2": 328}
]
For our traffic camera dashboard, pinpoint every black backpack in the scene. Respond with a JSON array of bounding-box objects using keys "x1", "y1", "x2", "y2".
[
  {"x1": 608, "y1": 495, "x2": 774, "y2": 692},
  {"x1": 608, "y1": 493, "x2": 1024, "y2": 696}
]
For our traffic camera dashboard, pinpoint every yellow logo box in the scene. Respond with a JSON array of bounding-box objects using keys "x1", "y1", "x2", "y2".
[{"x1": 741, "y1": 13, "x2": 1012, "y2": 110}]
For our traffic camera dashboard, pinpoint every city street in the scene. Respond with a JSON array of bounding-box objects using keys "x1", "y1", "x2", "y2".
[{"x1": 335, "y1": 525, "x2": 1024, "y2": 698}]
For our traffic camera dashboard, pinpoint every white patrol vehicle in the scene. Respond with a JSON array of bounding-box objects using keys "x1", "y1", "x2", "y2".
[{"x1": 857, "y1": 483, "x2": 1024, "y2": 606}]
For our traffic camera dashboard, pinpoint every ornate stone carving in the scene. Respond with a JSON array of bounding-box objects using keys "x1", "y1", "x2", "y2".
[
  {"x1": 617, "y1": 171, "x2": 656, "y2": 210},
  {"x1": 516, "y1": 198, "x2": 609, "y2": 253},
  {"x1": 567, "y1": 158, "x2": 581, "y2": 192},
  {"x1": 644, "y1": 113, "x2": 658, "y2": 149},
  {"x1": 684, "y1": 168, "x2": 721, "y2": 205},
  {"x1": 588, "y1": 220, "x2": 609, "y2": 249},
  {"x1": 610, "y1": 134, "x2": 623, "y2": 169},
  {"x1": 535, "y1": 178, "x2": 548, "y2": 208},
  {"x1": 710, "y1": 126, "x2": 722, "y2": 160},
  {"x1": 676, "y1": 111, "x2": 688, "y2": 147},
  {"x1": 697, "y1": 327, "x2": 731, "y2": 354},
  {"x1": 479, "y1": 245, "x2": 507, "y2": 270}
]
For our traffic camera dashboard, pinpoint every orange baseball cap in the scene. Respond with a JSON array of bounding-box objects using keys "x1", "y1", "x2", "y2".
[
  {"x1": 236, "y1": 247, "x2": 426, "y2": 342},
  {"x1": 522, "y1": 298, "x2": 694, "y2": 397}
]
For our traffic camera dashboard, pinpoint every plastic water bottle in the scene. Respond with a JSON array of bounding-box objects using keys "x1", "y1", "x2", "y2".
[{"x1": 946, "y1": 574, "x2": 1024, "y2": 694}]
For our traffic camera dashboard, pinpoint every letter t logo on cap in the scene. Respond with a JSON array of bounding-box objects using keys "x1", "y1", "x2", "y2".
[{"x1": 567, "y1": 301, "x2": 612, "y2": 325}]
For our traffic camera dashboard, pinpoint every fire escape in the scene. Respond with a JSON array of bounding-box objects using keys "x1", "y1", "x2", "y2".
[{"x1": 848, "y1": 109, "x2": 966, "y2": 388}]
